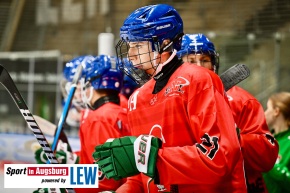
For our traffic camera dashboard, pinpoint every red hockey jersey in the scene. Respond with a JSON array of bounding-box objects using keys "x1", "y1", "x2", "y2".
[
  {"x1": 119, "y1": 93, "x2": 129, "y2": 110},
  {"x1": 117, "y1": 63, "x2": 247, "y2": 193},
  {"x1": 227, "y1": 86, "x2": 278, "y2": 192},
  {"x1": 76, "y1": 102, "x2": 130, "y2": 193}
]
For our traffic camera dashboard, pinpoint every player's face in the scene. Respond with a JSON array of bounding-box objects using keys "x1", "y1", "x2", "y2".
[
  {"x1": 264, "y1": 99, "x2": 278, "y2": 129},
  {"x1": 182, "y1": 54, "x2": 213, "y2": 71},
  {"x1": 74, "y1": 83, "x2": 82, "y2": 101},
  {"x1": 127, "y1": 41, "x2": 156, "y2": 75},
  {"x1": 65, "y1": 81, "x2": 85, "y2": 109}
]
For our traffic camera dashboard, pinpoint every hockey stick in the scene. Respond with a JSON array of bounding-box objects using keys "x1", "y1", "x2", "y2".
[
  {"x1": 220, "y1": 63, "x2": 250, "y2": 91},
  {"x1": 34, "y1": 114, "x2": 57, "y2": 136},
  {"x1": 33, "y1": 114, "x2": 72, "y2": 152},
  {"x1": 0, "y1": 64, "x2": 75, "y2": 193},
  {"x1": 49, "y1": 63, "x2": 83, "y2": 159}
]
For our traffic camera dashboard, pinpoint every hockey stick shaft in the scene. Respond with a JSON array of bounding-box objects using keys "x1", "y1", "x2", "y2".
[
  {"x1": 49, "y1": 64, "x2": 83, "y2": 158},
  {"x1": 220, "y1": 63, "x2": 250, "y2": 91},
  {"x1": 0, "y1": 64, "x2": 75, "y2": 193},
  {"x1": 0, "y1": 65, "x2": 58, "y2": 164}
]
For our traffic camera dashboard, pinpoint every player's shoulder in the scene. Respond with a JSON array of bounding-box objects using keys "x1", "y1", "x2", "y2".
[
  {"x1": 226, "y1": 86, "x2": 262, "y2": 105},
  {"x1": 227, "y1": 86, "x2": 255, "y2": 98},
  {"x1": 179, "y1": 62, "x2": 218, "y2": 78}
]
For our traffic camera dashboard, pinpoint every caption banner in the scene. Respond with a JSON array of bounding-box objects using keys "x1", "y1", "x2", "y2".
[{"x1": 4, "y1": 164, "x2": 99, "y2": 188}]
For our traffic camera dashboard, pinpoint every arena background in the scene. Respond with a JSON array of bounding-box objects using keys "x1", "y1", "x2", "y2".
[{"x1": 0, "y1": 0, "x2": 289, "y2": 191}]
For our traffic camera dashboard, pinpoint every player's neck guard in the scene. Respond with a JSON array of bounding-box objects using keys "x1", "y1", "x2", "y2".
[
  {"x1": 90, "y1": 95, "x2": 120, "y2": 110},
  {"x1": 152, "y1": 56, "x2": 183, "y2": 94}
]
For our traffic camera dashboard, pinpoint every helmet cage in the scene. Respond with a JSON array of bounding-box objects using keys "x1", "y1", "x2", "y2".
[{"x1": 116, "y1": 39, "x2": 156, "y2": 85}]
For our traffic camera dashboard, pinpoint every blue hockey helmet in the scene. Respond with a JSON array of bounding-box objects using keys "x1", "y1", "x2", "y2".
[
  {"x1": 63, "y1": 55, "x2": 95, "y2": 82},
  {"x1": 119, "y1": 4, "x2": 183, "y2": 52},
  {"x1": 83, "y1": 55, "x2": 123, "y2": 92},
  {"x1": 62, "y1": 55, "x2": 95, "y2": 108},
  {"x1": 121, "y1": 74, "x2": 139, "y2": 98},
  {"x1": 116, "y1": 4, "x2": 184, "y2": 84},
  {"x1": 177, "y1": 34, "x2": 219, "y2": 73}
]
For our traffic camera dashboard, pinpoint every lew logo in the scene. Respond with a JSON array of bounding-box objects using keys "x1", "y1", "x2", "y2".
[
  {"x1": 4, "y1": 164, "x2": 99, "y2": 188},
  {"x1": 156, "y1": 24, "x2": 171, "y2": 30}
]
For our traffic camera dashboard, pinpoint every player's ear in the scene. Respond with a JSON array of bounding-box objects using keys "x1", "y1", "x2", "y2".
[{"x1": 274, "y1": 107, "x2": 280, "y2": 117}]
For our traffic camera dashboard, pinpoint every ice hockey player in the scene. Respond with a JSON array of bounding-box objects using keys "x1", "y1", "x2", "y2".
[
  {"x1": 178, "y1": 33, "x2": 279, "y2": 192},
  {"x1": 93, "y1": 4, "x2": 247, "y2": 193},
  {"x1": 34, "y1": 55, "x2": 130, "y2": 193}
]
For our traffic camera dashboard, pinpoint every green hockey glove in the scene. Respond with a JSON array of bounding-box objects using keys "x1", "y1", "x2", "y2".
[
  {"x1": 93, "y1": 136, "x2": 138, "y2": 180},
  {"x1": 93, "y1": 135, "x2": 161, "y2": 180},
  {"x1": 33, "y1": 188, "x2": 48, "y2": 193}
]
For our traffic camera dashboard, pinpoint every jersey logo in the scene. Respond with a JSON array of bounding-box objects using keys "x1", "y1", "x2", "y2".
[
  {"x1": 156, "y1": 184, "x2": 167, "y2": 191},
  {"x1": 149, "y1": 124, "x2": 166, "y2": 143},
  {"x1": 227, "y1": 94, "x2": 233, "y2": 101},
  {"x1": 196, "y1": 133, "x2": 219, "y2": 160},
  {"x1": 247, "y1": 177, "x2": 265, "y2": 193},
  {"x1": 150, "y1": 94, "x2": 158, "y2": 105},
  {"x1": 128, "y1": 90, "x2": 139, "y2": 111},
  {"x1": 265, "y1": 133, "x2": 275, "y2": 146},
  {"x1": 165, "y1": 76, "x2": 189, "y2": 96},
  {"x1": 98, "y1": 168, "x2": 105, "y2": 181}
]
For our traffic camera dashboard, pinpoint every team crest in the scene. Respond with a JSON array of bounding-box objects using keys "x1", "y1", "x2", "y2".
[{"x1": 164, "y1": 76, "x2": 189, "y2": 96}]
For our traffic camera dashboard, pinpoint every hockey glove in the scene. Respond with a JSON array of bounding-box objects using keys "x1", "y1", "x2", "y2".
[
  {"x1": 34, "y1": 141, "x2": 79, "y2": 164},
  {"x1": 33, "y1": 188, "x2": 48, "y2": 193},
  {"x1": 93, "y1": 135, "x2": 161, "y2": 180}
]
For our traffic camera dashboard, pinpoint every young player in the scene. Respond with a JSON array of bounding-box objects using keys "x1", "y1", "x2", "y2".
[
  {"x1": 34, "y1": 55, "x2": 95, "y2": 163},
  {"x1": 61, "y1": 55, "x2": 94, "y2": 127},
  {"x1": 177, "y1": 33, "x2": 279, "y2": 192},
  {"x1": 263, "y1": 92, "x2": 290, "y2": 193},
  {"x1": 76, "y1": 54, "x2": 130, "y2": 192},
  {"x1": 33, "y1": 55, "x2": 94, "y2": 193},
  {"x1": 34, "y1": 55, "x2": 130, "y2": 193},
  {"x1": 93, "y1": 4, "x2": 247, "y2": 192}
]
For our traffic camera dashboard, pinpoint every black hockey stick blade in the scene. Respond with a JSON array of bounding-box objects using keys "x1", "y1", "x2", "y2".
[
  {"x1": 220, "y1": 64, "x2": 250, "y2": 91},
  {"x1": 0, "y1": 64, "x2": 75, "y2": 193}
]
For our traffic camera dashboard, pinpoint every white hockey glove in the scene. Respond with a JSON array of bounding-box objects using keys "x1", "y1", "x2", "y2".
[{"x1": 34, "y1": 140, "x2": 79, "y2": 164}]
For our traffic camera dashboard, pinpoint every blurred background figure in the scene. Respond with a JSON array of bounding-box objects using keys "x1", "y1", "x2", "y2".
[
  {"x1": 33, "y1": 55, "x2": 130, "y2": 193},
  {"x1": 76, "y1": 54, "x2": 130, "y2": 192},
  {"x1": 61, "y1": 55, "x2": 95, "y2": 130},
  {"x1": 178, "y1": 33, "x2": 278, "y2": 193},
  {"x1": 263, "y1": 91, "x2": 290, "y2": 193},
  {"x1": 121, "y1": 74, "x2": 139, "y2": 99}
]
